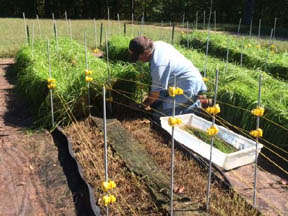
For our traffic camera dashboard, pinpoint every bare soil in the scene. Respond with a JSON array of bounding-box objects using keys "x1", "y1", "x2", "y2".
[{"x1": 0, "y1": 59, "x2": 76, "y2": 216}]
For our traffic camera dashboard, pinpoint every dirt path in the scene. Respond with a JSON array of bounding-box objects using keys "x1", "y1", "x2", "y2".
[
  {"x1": 0, "y1": 59, "x2": 75, "y2": 215},
  {"x1": 225, "y1": 159, "x2": 288, "y2": 215}
]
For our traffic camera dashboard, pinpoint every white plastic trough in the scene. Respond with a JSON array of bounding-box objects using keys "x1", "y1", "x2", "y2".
[{"x1": 160, "y1": 113, "x2": 263, "y2": 170}]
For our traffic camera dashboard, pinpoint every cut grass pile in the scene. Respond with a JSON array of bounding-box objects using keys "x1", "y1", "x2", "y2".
[
  {"x1": 182, "y1": 125, "x2": 237, "y2": 153},
  {"x1": 180, "y1": 31, "x2": 288, "y2": 81},
  {"x1": 14, "y1": 37, "x2": 151, "y2": 127}
]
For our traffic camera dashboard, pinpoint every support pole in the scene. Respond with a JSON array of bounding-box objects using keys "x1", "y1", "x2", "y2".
[
  {"x1": 170, "y1": 75, "x2": 177, "y2": 216},
  {"x1": 253, "y1": 74, "x2": 262, "y2": 207},
  {"x1": 47, "y1": 40, "x2": 55, "y2": 128},
  {"x1": 84, "y1": 32, "x2": 91, "y2": 116},
  {"x1": 103, "y1": 86, "x2": 109, "y2": 216},
  {"x1": 206, "y1": 69, "x2": 219, "y2": 210}
]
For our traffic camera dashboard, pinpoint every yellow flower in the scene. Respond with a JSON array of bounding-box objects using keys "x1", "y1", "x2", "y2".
[
  {"x1": 256, "y1": 44, "x2": 261, "y2": 49},
  {"x1": 271, "y1": 44, "x2": 275, "y2": 49},
  {"x1": 85, "y1": 76, "x2": 93, "y2": 82},
  {"x1": 207, "y1": 125, "x2": 219, "y2": 136},
  {"x1": 247, "y1": 44, "x2": 251, "y2": 48},
  {"x1": 181, "y1": 31, "x2": 185, "y2": 34}
]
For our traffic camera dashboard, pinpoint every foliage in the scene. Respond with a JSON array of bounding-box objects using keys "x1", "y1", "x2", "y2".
[
  {"x1": 181, "y1": 31, "x2": 288, "y2": 81},
  {"x1": 14, "y1": 37, "x2": 150, "y2": 127}
]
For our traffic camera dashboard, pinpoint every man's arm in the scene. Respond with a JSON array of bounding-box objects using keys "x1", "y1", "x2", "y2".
[{"x1": 142, "y1": 91, "x2": 160, "y2": 108}]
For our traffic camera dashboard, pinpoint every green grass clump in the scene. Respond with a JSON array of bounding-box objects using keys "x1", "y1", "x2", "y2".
[
  {"x1": 177, "y1": 46, "x2": 288, "y2": 147},
  {"x1": 106, "y1": 35, "x2": 132, "y2": 62},
  {"x1": 180, "y1": 31, "x2": 288, "y2": 81},
  {"x1": 15, "y1": 37, "x2": 151, "y2": 127}
]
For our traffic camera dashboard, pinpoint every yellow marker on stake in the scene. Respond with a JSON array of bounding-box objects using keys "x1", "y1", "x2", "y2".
[
  {"x1": 250, "y1": 128, "x2": 263, "y2": 138},
  {"x1": 206, "y1": 104, "x2": 220, "y2": 115},
  {"x1": 207, "y1": 125, "x2": 219, "y2": 136},
  {"x1": 168, "y1": 87, "x2": 183, "y2": 97},
  {"x1": 168, "y1": 117, "x2": 182, "y2": 127},
  {"x1": 251, "y1": 107, "x2": 264, "y2": 117}
]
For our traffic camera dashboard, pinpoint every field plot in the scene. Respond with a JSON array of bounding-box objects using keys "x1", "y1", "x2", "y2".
[{"x1": 1, "y1": 17, "x2": 288, "y2": 216}]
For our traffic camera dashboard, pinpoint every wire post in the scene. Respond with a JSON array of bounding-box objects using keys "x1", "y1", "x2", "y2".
[
  {"x1": 52, "y1": 13, "x2": 58, "y2": 49},
  {"x1": 273, "y1": 17, "x2": 277, "y2": 41},
  {"x1": 206, "y1": 69, "x2": 219, "y2": 211},
  {"x1": 84, "y1": 32, "x2": 91, "y2": 116},
  {"x1": 103, "y1": 86, "x2": 109, "y2": 216},
  {"x1": 36, "y1": 14, "x2": 42, "y2": 38},
  {"x1": 224, "y1": 38, "x2": 230, "y2": 74},
  {"x1": 203, "y1": 30, "x2": 211, "y2": 77},
  {"x1": 105, "y1": 32, "x2": 112, "y2": 113},
  {"x1": 32, "y1": 23, "x2": 35, "y2": 55},
  {"x1": 170, "y1": 75, "x2": 177, "y2": 216},
  {"x1": 265, "y1": 28, "x2": 274, "y2": 73},
  {"x1": 171, "y1": 22, "x2": 175, "y2": 45},
  {"x1": 65, "y1": 11, "x2": 69, "y2": 36},
  {"x1": 249, "y1": 18, "x2": 253, "y2": 37},
  {"x1": 253, "y1": 73, "x2": 262, "y2": 207},
  {"x1": 23, "y1": 12, "x2": 28, "y2": 44},
  {"x1": 237, "y1": 18, "x2": 242, "y2": 36},
  {"x1": 94, "y1": 18, "x2": 97, "y2": 48},
  {"x1": 47, "y1": 40, "x2": 55, "y2": 128},
  {"x1": 117, "y1": 13, "x2": 120, "y2": 34},
  {"x1": 258, "y1": 19, "x2": 261, "y2": 39},
  {"x1": 240, "y1": 36, "x2": 244, "y2": 67}
]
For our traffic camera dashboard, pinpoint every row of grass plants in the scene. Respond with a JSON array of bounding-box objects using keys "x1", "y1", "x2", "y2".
[
  {"x1": 180, "y1": 31, "x2": 288, "y2": 81},
  {"x1": 106, "y1": 35, "x2": 288, "y2": 148}
]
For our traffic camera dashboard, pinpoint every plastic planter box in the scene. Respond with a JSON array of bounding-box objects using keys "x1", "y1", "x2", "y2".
[{"x1": 160, "y1": 114, "x2": 263, "y2": 170}]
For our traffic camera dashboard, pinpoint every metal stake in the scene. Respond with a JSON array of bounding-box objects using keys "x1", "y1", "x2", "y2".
[
  {"x1": 253, "y1": 73, "x2": 262, "y2": 207},
  {"x1": 103, "y1": 86, "x2": 109, "y2": 216},
  {"x1": 47, "y1": 40, "x2": 54, "y2": 127},
  {"x1": 206, "y1": 69, "x2": 219, "y2": 210},
  {"x1": 237, "y1": 18, "x2": 242, "y2": 36},
  {"x1": 170, "y1": 75, "x2": 177, "y2": 216},
  {"x1": 84, "y1": 32, "x2": 91, "y2": 116}
]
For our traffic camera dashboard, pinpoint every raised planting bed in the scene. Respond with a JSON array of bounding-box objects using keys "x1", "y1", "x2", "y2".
[
  {"x1": 14, "y1": 38, "x2": 150, "y2": 127},
  {"x1": 161, "y1": 114, "x2": 263, "y2": 170},
  {"x1": 180, "y1": 31, "x2": 288, "y2": 81},
  {"x1": 62, "y1": 115, "x2": 261, "y2": 215}
]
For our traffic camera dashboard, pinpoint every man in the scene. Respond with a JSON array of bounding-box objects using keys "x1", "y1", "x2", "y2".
[{"x1": 129, "y1": 36, "x2": 210, "y2": 117}]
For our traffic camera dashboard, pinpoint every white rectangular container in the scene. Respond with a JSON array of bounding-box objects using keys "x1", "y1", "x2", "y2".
[{"x1": 160, "y1": 114, "x2": 263, "y2": 170}]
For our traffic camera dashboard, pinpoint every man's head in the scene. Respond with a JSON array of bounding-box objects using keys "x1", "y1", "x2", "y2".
[{"x1": 129, "y1": 36, "x2": 154, "y2": 62}]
